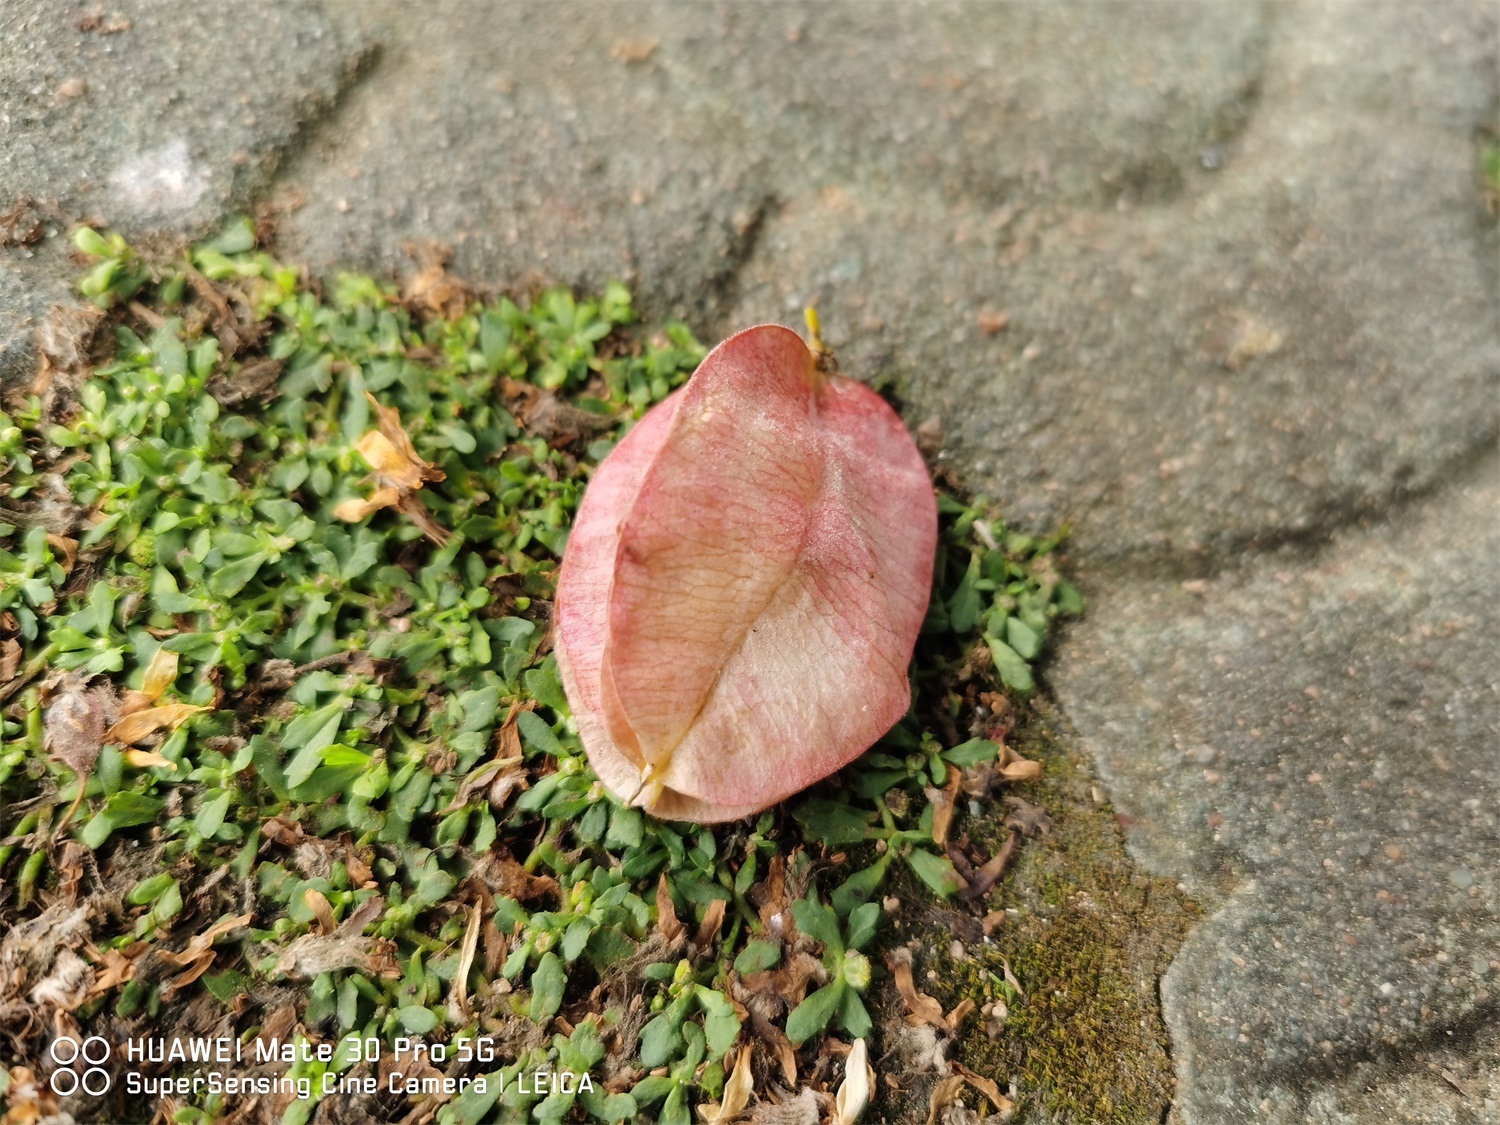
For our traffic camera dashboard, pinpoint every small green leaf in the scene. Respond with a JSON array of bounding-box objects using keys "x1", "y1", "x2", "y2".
[
  {"x1": 844, "y1": 901, "x2": 881, "y2": 951},
  {"x1": 1005, "y1": 616, "x2": 1043, "y2": 660},
  {"x1": 605, "y1": 805, "x2": 643, "y2": 849},
  {"x1": 515, "y1": 710, "x2": 562, "y2": 756},
  {"x1": 560, "y1": 919, "x2": 593, "y2": 963},
  {"x1": 73, "y1": 226, "x2": 110, "y2": 256},
  {"x1": 785, "y1": 979, "x2": 845, "y2": 1045},
  {"x1": 127, "y1": 873, "x2": 177, "y2": 906},
  {"x1": 986, "y1": 637, "x2": 1035, "y2": 693},
  {"x1": 905, "y1": 848, "x2": 965, "y2": 899},
  {"x1": 940, "y1": 737, "x2": 1000, "y2": 768},
  {"x1": 946, "y1": 553, "x2": 983, "y2": 633},
  {"x1": 837, "y1": 986, "x2": 873, "y2": 1039},
  {"x1": 733, "y1": 938, "x2": 783, "y2": 976},
  {"x1": 790, "y1": 896, "x2": 843, "y2": 954},
  {"x1": 529, "y1": 951, "x2": 565, "y2": 1024},
  {"x1": 696, "y1": 987, "x2": 742, "y2": 1059},
  {"x1": 397, "y1": 1005, "x2": 438, "y2": 1034},
  {"x1": 792, "y1": 798, "x2": 878, "y2": 847},
  {"x1": 1055, "y1": 578, "x2": 1085, "y2": 615},
  {"x1": 638, "y1": 1004, "x2": 685, "y2": 1067},
  {"x1": 628, "y1": 1075, "x2": 677, "y2": 1106},
  {"x1": 209, "y1": 551, "x2": 268, "y2": 598},
  {"x1": 194, "y1": 791, "x2": 231, "y2": 837},
  {"x1": 282, "y1": 705, "x2": 345, "y2": 789},
  {"x1": 831, "y1": 855, "x2": 891, "y2": 917}
]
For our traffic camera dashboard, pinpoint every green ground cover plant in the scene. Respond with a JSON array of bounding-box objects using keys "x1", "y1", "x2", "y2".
[{"x1": 0, "y1": 221, "x2": 1080, "y2": 1125}]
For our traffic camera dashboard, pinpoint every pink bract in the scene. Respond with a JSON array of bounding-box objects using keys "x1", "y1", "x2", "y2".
[{"x1": 554, "y1": 324, "x2": 937, "y2": 822}]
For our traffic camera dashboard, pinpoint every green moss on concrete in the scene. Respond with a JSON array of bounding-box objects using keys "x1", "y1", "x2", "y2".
[{"x1": 912, "y1": 698, "x2": 1200, "y2": 1124}]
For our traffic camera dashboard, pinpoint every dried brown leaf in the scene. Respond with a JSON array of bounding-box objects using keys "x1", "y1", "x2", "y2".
[
  {"x1": 104, "y1": 701, "x2": 209, "y2": 745},
  {"x1": 998, "y1": 757, "x2": 1042, "y2": 783},
  {"x1": 160, "y1": 952, "x2": 215, "y2": 1001},
  {"x1": 1, "y1": 1065, "x2": 56, "y2": 1125},
  {"x1": 207, "y1": 357, "x2": 283, "y2": 407},
  {"x1": 963, "y1": 831, "x2": 1019, "y2": 902},
  {"x1": 453, "y1": 902, "x2": 481, "y2": 1013},
  {"x1": 57, "y1": 841, "x2": 85, "y2": 904},
  {"x1": 123, "y1": 747, "x2": 176, "y2": 771},
  {"x1": 746, "y1": 1088, "x2": 818, "y2": 1125},
  {"x1": 44, "y1": 534, "x2": 78, "y2": 577},
  {"x1": 356, "y1": 430, "x2": 429, "y2": 492},
  {"x1": 261, "y1": 815, "x2": 306, "y2": 848},
  {"x1": 959, "y1": 760, "x2": 998, "y2": 800},
  {"x1": 756, "y1": 854, "x2": 791, "y2": 938},
  {"x1": 515, "y1": 391, "x2": 616, "y2": 447},
  {"x1": 84, "y1": 942, "x2": 144, "y2": 997},
  {"x1": 332, "y1": 488, "x2": 399, "y2": 522},
  {"x1": 484, "y1": 852, "x2": 559, "y2": 903},
  {"x1": 29, "y1": 948, "x2": 91, "y2": 1010},
  {"x1": 656, "y1": 873, "x2": 685, "y2": 943},
  {"x1": 1001, "y1": 959, "x2": 1024, "y2": 997},
  {"x1": 950, "y1": 1062, "x2": 1012, "y2": 1116},
  {"x1": 275, "y1": 897, "x2": 395, "y2": 979},
  {"x1": 0, "y1": 638, "x2": 20, "y2": 683},
  {"x1": 693, "y1": 898, "x2": 727, "y2": 950},
  {"x1": 184, "y1": 268, "x2": 247, "y2": 358},
  {"x1": 773, "y1": 1038, "x2": 798, "y2": 1087},
  {"x1": 438, "y1": 753, "x2": 522, "y2": 815},
  {"x1": 33, "y1": 302, "x2": 105, "y2": 396},
  {"x1": 926, "y1": 764, "x2": 961, "y2": 849},
  {"x1": 925, "y1": 1074, "x2": 966, "y2": 1125},
  {"x1": 160, "y1": 913, "x2": 253, "y2": 967},
  {"x1": 44, "y1": 679, "x2": 107, "y2": 777},
  {"x1": 976, "y1": 310, "x2": 1010, "y2": 336},
  {"x1": 395, "y1": 491, "x2": 451, "y2": 546},
  {"x1": 401, "y1": 244, "x2": 471, "y2": 319},
  {"x1": 608, "y1": 36, "x2": 659, "y2": 63},
  {"x1": 140, "y1": 647, "x2": 179, "y2": 702},
  {"x1": 1002, "y1": 797, "x2": 1053, "y2": 837},
  {"x1": 304, "y1": 888, "x2": 337, "y2": 936},
  {"x1": 945, "y1": 998, "x2": 975, "y2": 1031},
  {"x1": 744, "y1": 950, "x2": 824, "y2": 1008},
  {"x1": 437, "y1": 704, "x2": 530, "y2": 814},
  {"x1": 344, "y1": 839, "x2": 376, "y2": 889},
  {"x1": 337, "y1": 396, "x2": 449, "y2": 542},
  {"x1": 700, "y1": 1045, "x2": 755, "y2": 1124},
  {"x1": 886, "y1": 951, "x2": 947, "y2": 1031},
  {"x1": 115, "y1": 689, "x2": 153, "y2": 718}
]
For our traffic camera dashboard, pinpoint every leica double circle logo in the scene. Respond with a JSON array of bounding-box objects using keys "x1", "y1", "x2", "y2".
[{"x1": 49, "y1": 1035, "x2": 112, "y2": 1096}]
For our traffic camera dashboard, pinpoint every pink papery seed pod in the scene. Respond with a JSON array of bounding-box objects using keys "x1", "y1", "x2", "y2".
[{"x1": 554, "y1": 323, "x2": 937, "y2": 822}]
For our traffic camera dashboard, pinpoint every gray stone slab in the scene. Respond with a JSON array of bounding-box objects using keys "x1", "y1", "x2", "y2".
[
  {"x1": 723, "y1": 0, "x2": 1498, "y2": 563},
  {"x1": 0, "y1": 240, "x2": 78, "y2": 388},
  {"x1": 0, "y1": 0, "x2": 367, "y2": 382},
  {"x1": 1053, "y1": 456, "x2": 1500, "y2": 1122},
  {"x1": 280, "y1": 0, "x2": 1266, "y2": 335}
]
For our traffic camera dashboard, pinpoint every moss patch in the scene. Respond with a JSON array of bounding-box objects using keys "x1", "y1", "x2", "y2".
[{"x1": 878, "y1": 697, "x2": 1200, "y2": 1124}]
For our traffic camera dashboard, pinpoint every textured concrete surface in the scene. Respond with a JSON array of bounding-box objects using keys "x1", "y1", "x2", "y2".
[
  {"x1": 1055, "y1": 458, "x2": 1500, "y2": 1122},
  {"x1": 0, "y1": 0, "x2": 367, "y2": 381},
  {"x1": 3, "y1": 1, "x2": 1498, "y2": 1120}
]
